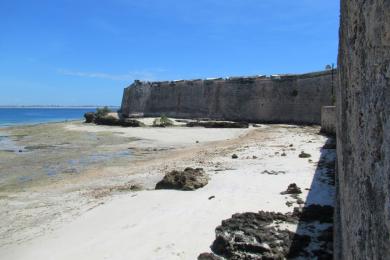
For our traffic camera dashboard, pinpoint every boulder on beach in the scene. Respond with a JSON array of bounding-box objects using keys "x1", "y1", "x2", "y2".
[
  {"x1": 280, "y1": 183, "x2": 302, "y2": 195},
  {"x1": 94, "y1": 115, "x2": 120, "y2": 126},
  {"x1": 155, "y1": 167, "x2": 208, "y2": 191},
  {"x1": 91, "y1": 114, "x2": 144, "y2": 127},
  {"x1": 84, "y1": 112, "x2": 96, "y2": 123},
  {"x1": 120, "y1": 118, "x2": 145, "y2": 127},
  {"x1": 209, "y1": 211, "x2": 310, "y2": 259}
]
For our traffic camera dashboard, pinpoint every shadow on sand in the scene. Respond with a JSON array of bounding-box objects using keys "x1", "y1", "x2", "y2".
[
  {"x1": 198, "y1": 133, "x2": 337, "y2": 260},
  {"x1": 287, "y1": 134, "x2": 336, "y2": 259}
]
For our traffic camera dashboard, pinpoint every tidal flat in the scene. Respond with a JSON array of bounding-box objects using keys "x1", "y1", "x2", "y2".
[{"x1": 0, "y1": 122, "x2": 138, "y2": 192}]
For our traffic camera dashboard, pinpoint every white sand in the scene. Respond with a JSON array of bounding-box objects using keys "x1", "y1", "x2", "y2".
[
  {"x1": 0, "y1": 124, "x2": 335, "y2": 260},
  {"x1": 65, "y1": 122, "x2": 248, "y2": 147}
]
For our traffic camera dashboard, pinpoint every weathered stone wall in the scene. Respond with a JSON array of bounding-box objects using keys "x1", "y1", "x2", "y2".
[
  {"x1": 321, "y1": 106, "x2": 336, "y2": 135},
  {"x1": 336, "y1": 0, "x2": 390, "y2": 259},
  {"x1": 121, "y1": 70, "x2": 337, "y2": 124}
]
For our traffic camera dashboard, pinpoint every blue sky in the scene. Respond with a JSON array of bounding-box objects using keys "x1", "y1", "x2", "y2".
[{"x1": 0, "y1": 0, "x2": 340, "y2": 106}]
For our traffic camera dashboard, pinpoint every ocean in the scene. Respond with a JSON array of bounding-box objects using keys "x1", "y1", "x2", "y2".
[{"x1": 0, "y1": 107, "x2": 100, "y2": 127}]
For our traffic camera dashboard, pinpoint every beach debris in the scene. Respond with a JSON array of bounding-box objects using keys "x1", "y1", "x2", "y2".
[
  {"x1": 252, "y1": 155, "x2": 258, "y2": 159},
  {"x1": 231, "y1": 154, "x2": 238, "y2": 159},
  {"x1": 261, "y1": 170, "x2": 286, "y2": 175},
  {"x1": 299, "y1": 151, "x2": 311, "y2": 158},
  {"x1": 281, "y1": 152, "x2": 287, "y2": 156},
  {"x1": 286, "y1": 201, "x2": 294, "y2": 207},
  {"x1": 208, "y1": 196, "x2": 216, "y2": 200},
  {"x1": 281, "y1": 183, "x2": 302, "y2": 195},
  {"x1": 155, "y1": 167, "x2": 208, "y2": 191}
]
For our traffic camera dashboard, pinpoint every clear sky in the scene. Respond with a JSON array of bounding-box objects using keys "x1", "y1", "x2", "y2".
[{"x1": 0, "y1": 0, "x2": 340, "y2": 106}]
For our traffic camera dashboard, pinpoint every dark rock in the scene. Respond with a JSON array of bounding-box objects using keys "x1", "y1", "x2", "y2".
[
  {"x1": 232, "y1": 154, "x2": 238, "y2": 159},
  {"x1": 94, "y1": 116, "x2": 143, "y2": 127},
  {"x1": 293, "y1": 204, "x2": 334, "y2": 223},
  {"x1": 197, "y1": 252, "x2": 223, "y2": 260},
  {"x1": 155, "y1": 167, "x2": 208, "y2": 191},
  {"x1": 299, "y1": 151, "x2": 311, "y2": 158},
  {"x1": 261, "y1": 170, "x2": 286, "y2": 175},
  {"x1": 281, "y1": 152, "x2": 287, "y2": 156},
  {"x1": 280, "y1": 183, "x2": 302, "y2": 195},
  {"x1": 119, "y1": 118, "x2": 144, "y2": 127},
  {"x1": 94, "y1": 115, "x2": 120, "y2": 126},
  {"x1": 209, "y1": 211, "x2": 310, "y2": 259},
  {"x1": 84, "y1": 112, "x2": 96, "y2": 123},
  {"x1": 209, "y1": 196, "x2": 215, "y2": 200},
  {"x1": 187, "y1": 121, "x2": 249, "y2": 128}
]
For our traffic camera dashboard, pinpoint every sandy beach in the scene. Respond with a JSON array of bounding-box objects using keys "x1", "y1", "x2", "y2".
[{"x1": 0, "y1": 120, "x2": 335, "y2": 259}]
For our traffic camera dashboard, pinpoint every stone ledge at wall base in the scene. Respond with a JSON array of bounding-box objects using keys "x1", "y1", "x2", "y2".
[{"x1": 320, "y1": 106, "x2": 336, "y2": 136}]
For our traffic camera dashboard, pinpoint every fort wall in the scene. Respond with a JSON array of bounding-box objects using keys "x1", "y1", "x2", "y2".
[
  {"x1": 121, "y1": 70, "x2": 337, "y2": 124},
  {"x1": 336, "y1": 0, "x2": 390, "y2": 258},
  {"x1": 321, "y1": 106, "x2": 336, "y2": 135}
]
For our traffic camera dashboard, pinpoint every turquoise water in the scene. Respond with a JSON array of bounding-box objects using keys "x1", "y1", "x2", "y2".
[{"x1": 0, "y1": 108, "x2": 99, "y2": 127}]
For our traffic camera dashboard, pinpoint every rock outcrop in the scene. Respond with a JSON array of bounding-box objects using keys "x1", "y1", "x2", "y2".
[
  {"x1": 280, "y1": 183, "x2": 302, "y2": 195},
  {"x1": 84, "y1": 112, "x2": 144, "y2": 127},
  {"x1": 186, "y1": 121, "x2": 249, "y2": 128},
  {"x1": 155, "y1": 168, "x2": 208, "y2": 191},
  {"x1": 336, "y1": 0, "x2": 390, "y2": 258},
  {"x1": 84, "y1": 112, "x2": 96, "y2": 123},
  {"x1": 201, "y1": 205, "x2": 334, "y2": 259}
]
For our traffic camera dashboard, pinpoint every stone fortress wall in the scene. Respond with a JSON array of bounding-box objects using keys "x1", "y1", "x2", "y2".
[
  {"x1": 336, "y1": 0, "x2": 390, "y2": 259},
  {"x1": 121, "y1": 70, "x2": 337, "y2": 124}
]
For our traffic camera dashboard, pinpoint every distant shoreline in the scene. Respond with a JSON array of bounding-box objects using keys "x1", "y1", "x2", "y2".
[{"x1": 0, "y1": 107, "x2": 117, "y2": 128}]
